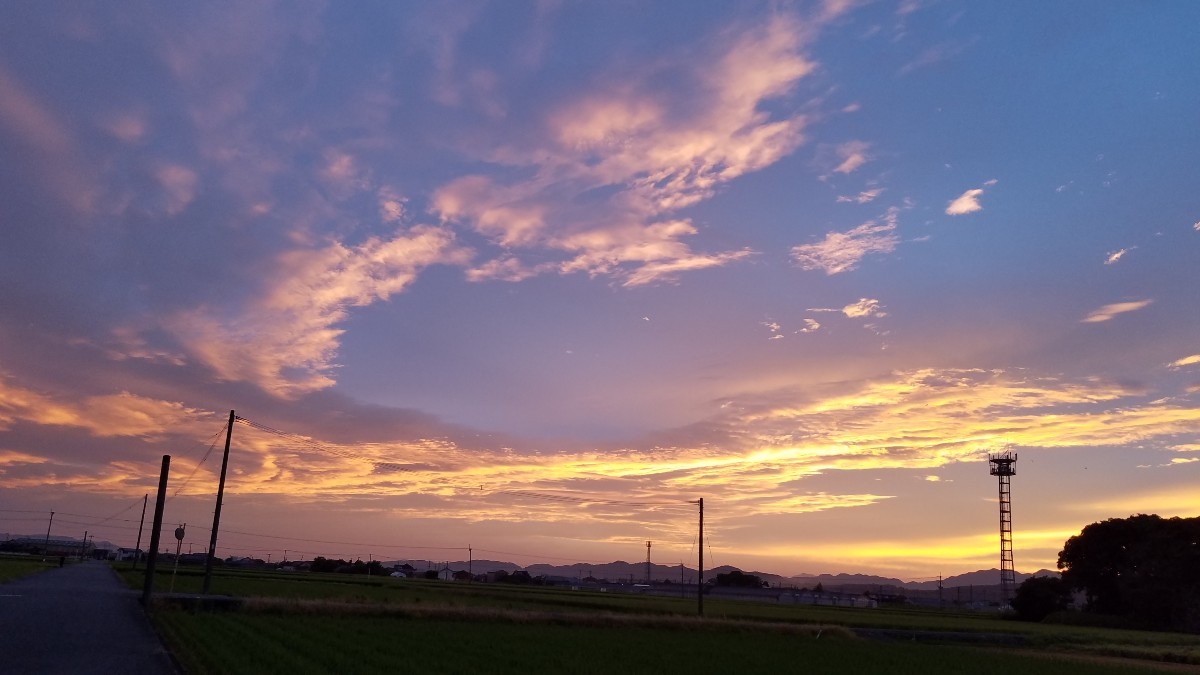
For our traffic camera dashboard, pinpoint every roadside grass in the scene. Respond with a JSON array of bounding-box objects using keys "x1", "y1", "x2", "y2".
[
  {"x1": 0, "y1": 554, "x2": 56, "y2": 583},
  {"x1": 153, "y1": 611, "x2": 1165, "y2": 675},
  {"x1": 116, "y1": 564, "x2": 1200, "y2": 669}
]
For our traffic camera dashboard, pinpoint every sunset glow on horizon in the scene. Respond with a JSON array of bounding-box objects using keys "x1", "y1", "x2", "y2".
[{"x1": 2, "y1": 1, "x2": 1199, "y2": 581}]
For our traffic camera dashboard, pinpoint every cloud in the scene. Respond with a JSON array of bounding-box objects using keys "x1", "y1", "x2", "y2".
[
  {"x1": 1168, "y1": 355, "x2": 1200, "y2": 369},
  {"x1": 170, "y1": 226, "x2": 471, "y2": 397},
  {"x1": 377, "y1": 187, "x2": 407, "y2": 223},
  {"x1": 1194, "y1": 221, "x2": 1199, "y2": 231},
  {"x1": 0, "y1": 63, "x2": 97, "y2": 213},
  {"x1": 791, "y1": 209, "x2": 899, "y2": 274},
  {"x1": 433, "y1": 16, "x2": 815, "y2": 287},
  {"x1": 841, "y1": 298, "x2": 886, "y2": 319},
  {"x1": 833, "y1": 140, "x2": 870, "y2": 174},
  {"x1": 154, "y1": 163, "x2": 199, "y2": 216},
  {"x1": 1081, "y1": 299, "x2": 1153, "y2": 324},
  {"x1": 899, "y1": 39, "x2": 973, "y2": 75},
  {"x1": 836, "y1": 188, "x2": 883, "y2": 204},
  {"x1": 0, "y1": 374, "x2": 214, "y2": 438},
  {"x1": 944, "y1": 181, "x2": 995, "y2": 216},
  {"x1": 797, "y1": 318, "x2": 821, "y2": 334},
  {"x1": 1104, "y1": 247, "x2": 1134, "y2": 265}
]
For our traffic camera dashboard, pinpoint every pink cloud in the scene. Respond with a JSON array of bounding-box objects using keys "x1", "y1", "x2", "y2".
[
  {"x1": 434, "y1": 16, "x2": 815, "y2": 287},
  {"x1": 171, "y1": 226, "x2": 472, "y2": 397},
  {"x1": 792, "y1": 210, "x2": 899, "y2": 274}
]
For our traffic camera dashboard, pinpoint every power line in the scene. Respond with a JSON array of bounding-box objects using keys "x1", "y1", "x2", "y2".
[{"x1": 170, "y1": 423, "x2": 230, "y2": 499}]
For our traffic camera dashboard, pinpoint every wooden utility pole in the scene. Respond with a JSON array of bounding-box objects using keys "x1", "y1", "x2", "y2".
[
  {"x1": 141, "y1": 455, "x2": 171, "y2": 606},
  {"x1": 203, "y1": 410, "x2": 235, "y2": 595}
]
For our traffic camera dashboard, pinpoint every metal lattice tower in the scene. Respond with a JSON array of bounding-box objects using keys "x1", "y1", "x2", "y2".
[{"x1": 988, "y1": 452, "x2": 1018, "y2": 601}]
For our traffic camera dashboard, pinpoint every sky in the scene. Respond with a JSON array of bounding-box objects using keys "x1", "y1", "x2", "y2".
[{"x1": 1, "y1": 0, "x2": 1199, "y2": 581}]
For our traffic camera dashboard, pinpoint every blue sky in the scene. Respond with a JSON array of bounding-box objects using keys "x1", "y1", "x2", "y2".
[{"x1": 1, "y1": 0, "x2": 1198, "y2": 579}]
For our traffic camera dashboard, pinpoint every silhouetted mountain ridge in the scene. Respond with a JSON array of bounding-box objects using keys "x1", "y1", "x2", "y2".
[{"x1": 380, "y1": 557, "x2": 1058, "y2": 589}]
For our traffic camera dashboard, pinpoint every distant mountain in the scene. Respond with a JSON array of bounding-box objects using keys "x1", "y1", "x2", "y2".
[{"x1": 359, "y1": 556, "x2": 1059, "y2": 590}]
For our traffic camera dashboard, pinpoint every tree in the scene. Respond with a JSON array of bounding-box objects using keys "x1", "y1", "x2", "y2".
[
  {"x1": 714, "y1": 570, "x2": 768, "y2": 588},
  {"x1": 1010, "y1": 575, "x2": 1070, "y2": 622},
  {"x1": 1058, "y1": 514, "x2": 1200, "y2": 632}
]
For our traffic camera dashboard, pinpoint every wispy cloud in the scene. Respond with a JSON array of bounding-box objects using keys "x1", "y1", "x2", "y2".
[
  {"x1": 1081, "y1": 299, "x2": 1153, "y2": 324},
  {"x1": 435, "y1": 16, "x2": 815, "y2": 287},
  {"x1": 899, "y1": 39, "x2": 974, "y2": 75},
  {"x1": 833, "y1": 140, "x2": 870, "y2": 174},
  {"x1": 171, "y1": 226, "x2": 471, "y2": 396},
  {"x1": 836, "y1": 188, "x2": 884, "y2": 204},
  {"x1": 791, "y1": 209, "x2": 899, "y2": 274}
]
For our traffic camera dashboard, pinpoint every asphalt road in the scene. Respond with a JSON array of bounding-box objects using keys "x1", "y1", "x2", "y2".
[{"x1": 0, "y1": 560, "x2": 176, "y2": 674}]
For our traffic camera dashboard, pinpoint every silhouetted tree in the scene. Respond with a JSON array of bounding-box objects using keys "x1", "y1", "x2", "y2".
[
  {"x1": 1058, "y1": 514, "x2": 1200, "y2": 632},
  {"x1": 1010, "y1": 575, "x2": 1071, "y2": 622},
  {"x1": 714, "y1": 570, "x2": 768, "y2": 588},
  {"x1": 310, "y1": 556, "x2": 342, "y2": 573}
]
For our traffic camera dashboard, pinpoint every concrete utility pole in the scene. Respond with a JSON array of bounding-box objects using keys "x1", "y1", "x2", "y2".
[
  {"x1": 141, "y1": 455, "x2": 171, "y2": 607},
  {"x1": 694, "y1": 498, "x2": 704, "y2": 617},
  {"x1": 132, "y1": 494, "x2": 148, "y2": 570},
  {"x1": 42, "y1": 511, "x2": 54, "y2": 559},
  {"x1": 203, "y1": 410, "x2": 236, "y2": 595}
]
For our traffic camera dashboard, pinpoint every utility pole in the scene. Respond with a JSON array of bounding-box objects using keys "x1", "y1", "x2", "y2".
[
  {"x1": 469, "y1": 546, "x2": 473, "y2": 583},
  {"x1": 80, "y1": 530, "x2": 88, "y2": 561},
  {"x1": 693, "y1": 498, "x2": 704, "y2": 616},
  {"x1": 42, "y1": 511, "x2": 54, "y2": 559},
  {"x1": 132, "y1": 494, "x2": 148, "y2": 570},
  {"x1": 141, "y1": 455, "x2": 171, "y2": 607},
  {"x1": 203, "y1": 410, "x2": 236, "y2": 595}
]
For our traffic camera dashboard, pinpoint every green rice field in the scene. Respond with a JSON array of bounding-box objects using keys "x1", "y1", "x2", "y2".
[
  {"x1": 119, "y1": 565, "x2": 1200, "y2": 673},
  {"x1": 0, "y1": 554, "x2": 57, "y2": 583}
]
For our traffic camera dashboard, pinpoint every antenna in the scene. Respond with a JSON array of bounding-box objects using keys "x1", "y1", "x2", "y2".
[{"x1": 988, "y1": 451, "x2": 1018, "y2": 602}]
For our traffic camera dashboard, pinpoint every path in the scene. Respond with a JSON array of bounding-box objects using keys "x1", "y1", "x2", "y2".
[{"x1": 0, "y1": 560, "x2": 176, "y2": 674}]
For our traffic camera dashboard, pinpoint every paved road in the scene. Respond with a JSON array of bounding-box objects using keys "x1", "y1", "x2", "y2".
[{"x1": 0, "y1": 560, "x2": 176, "y2": 674}]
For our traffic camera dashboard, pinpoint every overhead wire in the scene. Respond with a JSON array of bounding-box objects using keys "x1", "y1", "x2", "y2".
[
  {"x1": 32, "y1": 415, "x2": 708, "y2": 568},
  {"x1": 170, "y1": 423, "x2": 230, "y2": 499}
]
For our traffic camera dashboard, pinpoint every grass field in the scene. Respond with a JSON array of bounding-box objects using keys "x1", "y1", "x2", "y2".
[
  {"x1": 154, "y1": 611, "x2": 1175, "y2": 675},
  {"x1": 120, "y1": 565, "x2": 1200, "y2": 673},
  {"x1": 0, "y1": 554, "x2": 57, "y2": 583}
]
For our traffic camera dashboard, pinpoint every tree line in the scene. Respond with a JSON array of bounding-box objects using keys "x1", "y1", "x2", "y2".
[{"x1": 1012, "y1": 514, "x2": 1200, "y2": 632}]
